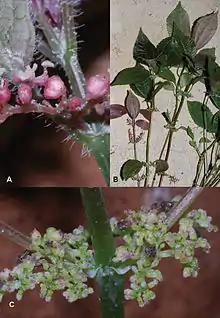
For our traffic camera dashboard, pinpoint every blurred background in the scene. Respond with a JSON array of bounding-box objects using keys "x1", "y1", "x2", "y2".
[
  {"x1": 0, "y1": 0, "x2": 109, "y2": 187},
  {"x1": 0, "y1": 187, "x2": 219, "y2": 318}
]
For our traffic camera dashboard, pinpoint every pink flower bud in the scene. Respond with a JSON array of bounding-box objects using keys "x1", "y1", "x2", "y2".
[
  {"x1": 44, "y1": 76, "x2": 66, "y2": 100},
  {"x1": 0, "y1": 79, "x2": 11, "y2": 105},
  {"x1": 17, "y1": 84, "x2": 32, "y2": 105},
  {"x1": 86, "y1": 74, "x2": 110, "y2": 100},
  {"x1": 68, "y1": 97, "x2": 82, "y2": 111}
]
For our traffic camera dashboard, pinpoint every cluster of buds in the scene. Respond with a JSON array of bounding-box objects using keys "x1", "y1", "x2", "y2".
[
  {"x1": 110, "y1": 207, "x2": 217, "y2": 307},
  {"x1": 0, "y1": 59, "x2": 110, "y2": 125},
  {"x1": 0, "y1": 207, "x2": 217, "y2": 307},
  {"x1": 0, "y1": 226, "x2": 95, "y2": 303}
]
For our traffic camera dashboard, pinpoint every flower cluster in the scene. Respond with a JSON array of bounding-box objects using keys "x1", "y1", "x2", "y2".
[
  {"x1": 0, "y1": 59, "x2": 109, "y2": 124},
  {"x1": 0, "y1": 207, "x2": 217, "y2": 308},
  {"x1": 0, "y1": 226, "x2": 95, "y2": 303},
  {"x1": 110, "y1": 207, "x2": 217, "y2": 307}
]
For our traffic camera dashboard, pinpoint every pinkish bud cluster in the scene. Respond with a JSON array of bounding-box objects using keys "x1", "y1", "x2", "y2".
[
  {"x1": 68, "y1": 97, "x2": 82, "y2": 111},
  {"x1": 17, "y1": 84, "x2": 32, "y2": 105},
  {"x1": 86, "y1": 74, "x2": 110, "y2": 100},
  {"x1": 0, "y1": 79, "x2": 11, "y2": 105},
  {"x1": 0, "y1": 58, "x2": 110, "y2": 120},
  {"x1": 43, "y1": 75, "x2": 66, "y2": 100}
]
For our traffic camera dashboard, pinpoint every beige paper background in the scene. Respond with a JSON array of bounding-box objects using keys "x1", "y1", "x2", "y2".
[{"x1": 110, "y1": 0, "x2": 220, "y2": 187}]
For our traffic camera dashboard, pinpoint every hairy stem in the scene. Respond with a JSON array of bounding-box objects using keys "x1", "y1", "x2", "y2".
[
  {"x1": 80, "y1": 188, "x2": 124, "y2": 318},
  {"x1": 166, "y1": 187, "x2": 204, "y2": 230},
  {"x1": 0, "y1": 220, "x2": 31, "y2": 249},
  {"x1": 61, "y1": 0, "x2": 86, "y2": 101},
  {"x1": 77, "y1": 133, "x2": 110, "y2": 186}
]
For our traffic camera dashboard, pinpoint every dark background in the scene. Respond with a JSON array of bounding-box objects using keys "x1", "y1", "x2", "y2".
[
  {"x1": 0, "y1": 187, "x2": 219, "y2": 318},
  {"x1": 0, "y1": 0, "x2": 109, "y2": 187}
]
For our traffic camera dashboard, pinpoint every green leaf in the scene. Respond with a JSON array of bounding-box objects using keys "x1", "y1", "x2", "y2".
[
  {"x1": 195, "y1": 48, "x2": 216, "y2": 69},
  {"x1": 120, "y1": 159, "x2": 145, "y2": 181},
  {"x1": 133, "y1": 28, "x2": 158, "y2": 65},
  {"x1": 111, "y1": 66, "x2": 150, "y2": 86},
  {"x1": 172, "y1": 23, "x2": 196, "y2": 58},
  {"x1": 206, "y1": 59, "x2": 220, "y2": 109},
  {"x1": 191, "y1": 12, "x2": 218, "y2": 50},
  {"x1": 209, "y1": 84, "x2": 220, "y2": 110},
  {"x1": 156, "y1": 25, "x2": 196, "y2": 68},
  {"x1": 163, "y1": 82, "x2": 175, "y2": 91},
  {"x1": 158, "y1": 67, "x2": 176, "y2": 83},
  {"x1": 189, "y1": 139, "x2": 197, "y2": 149},
  {"x1": 199, "y1": 137, "x2": 211, "y2": 143},
  {"x1": 187, "y1": 101, "x2": 217, "y2": 133},
  {"x1": 180, "y1": 73, "x2": 194, "y2": 88},
  {"x1": 167, "y1": 2, "x2": 191, "y2": 36},
  {"x1": 157, "y1": 37, "x2": 182, "y2": 67},
  {"x1": 162, "y1": 111, "x2": 171, "y2": 124},
  {"x1": 186, "y1": 126, "x2": 194, "y2": 139},
  {"x1": 130, "y1": 76, "x2": 153, "y2": 100},
  {"x1": 0, "y1": 0, "x2": 35, "y2": 75},
  {"x1": 149, "y1": 81, "x2": 172, "y2": 99}
]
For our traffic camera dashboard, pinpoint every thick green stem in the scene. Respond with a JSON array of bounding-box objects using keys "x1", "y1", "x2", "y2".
[
  {"x1": 61, "y1": 1, "x2": 86, "y2": 100},
  {"x1": 80, "y1": 188, "x2": 124, "y2": 318},
  {"x1": 77, "y1": 133, "x2": 110, "y2": 186}
]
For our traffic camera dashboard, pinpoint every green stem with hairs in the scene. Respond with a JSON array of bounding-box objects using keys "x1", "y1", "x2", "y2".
[
  {"x1": 166, "y1": 187, "x2": 204, "y2": 230},
  {"x1": 80, "y1": 188, "x2": 124, "y2": 318},
  {"x1": 77, "y1": 133, "x2": 110, "y2": 186},
  {"x1": 61, "y1": 0, "x2": 86, "y2": 100}
]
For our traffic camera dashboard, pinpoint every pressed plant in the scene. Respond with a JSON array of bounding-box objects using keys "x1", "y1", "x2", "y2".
[
  {"x1": 111, "y1": 2, "x2": 220, "y2": 187},
  {"x1": 0, "y1": 187, "x2": 218, "y2": 318},
  {"x1": 0, "y1": 0, "x2": 110, "y2": 184}
]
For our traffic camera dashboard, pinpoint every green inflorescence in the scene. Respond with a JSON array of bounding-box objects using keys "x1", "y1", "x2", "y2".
[
  {"x1": 0, "y1": 226, "x2": 95, "y2": 303},
  {"x1": 110, "y1": 207, "x2": 218, "y2": 307},
  {"x1": 0, "y1": 208, "x2": 217, "y2": 308}
]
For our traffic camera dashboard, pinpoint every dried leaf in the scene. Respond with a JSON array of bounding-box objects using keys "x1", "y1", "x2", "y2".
[
  {"x1": 124, "y1": 90, "x2": 140, "y2": 119},
  {"x1": 110, "y1": 104, "x2": 127, "y2": 119},
  {"x1": 155, "y1": 160, "x2": 169, "y2": 173},
  {"x1": 191, "y1": 12, "x2": 218, "y2": 50},
  {"x1": 135, "y1": 119, "x2": 149, "y2": 130},
  {"x1": 140, "y1": 109, "x2": 151, "y2": 121}
]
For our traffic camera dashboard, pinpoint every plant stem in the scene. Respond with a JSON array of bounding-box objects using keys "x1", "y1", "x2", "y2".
[
  {"x1": 0, "y1": 220, "x2": 31, "y2": 249},
  {"x1": 193, "y1": 140, "x2": 215, "y2": 186},
  {"x1": 131, "y1": 120, "x2": 140, "y2": 187},
  {"x1": 151, "y1": 133, "x2": 169, "y2": 186},
  {"x1": 158, "y1": 68, "x2": 190, "y2": 186},
  {"x1": 80, "y1": 188, "x2": 124, "y2": 318},
  {"x1": 61, "y1": 0, "x2": 86, "y2": 101},
  {"x1": 132, "y1": 120, "x2": 137, "y2": 160},
  {"x1": 77, "y1": 133, "x2": 110, "y2": 186},
  {"x1": 144, "y1": 103, "x2": 153, "y2": 187},
  {"x1": 166, "y1": 187, "x2": 204, "y2": 230}
]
